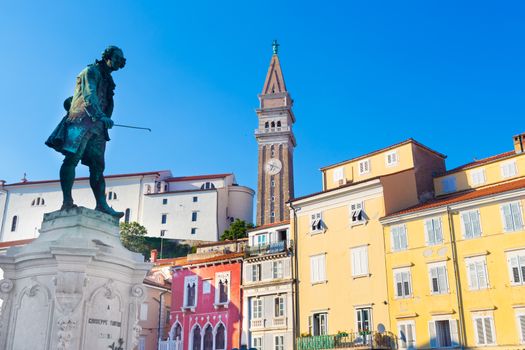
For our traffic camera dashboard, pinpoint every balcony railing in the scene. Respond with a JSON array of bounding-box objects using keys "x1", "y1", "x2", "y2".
[
  {"x1": 272, "y1": 317, "x2": 287, "y2": 327},
  {"x1": 255, "y1": 126, "x2": 291, "y2": 134},
  {"x1": 246, "y1": 240, "x2": 289, "y2": 256},
  {"x1": 158, "y1": 339, "x2": 182, "y2": 350},
  {"x1": 297, "y1": 331, "x2": 397, "y2": 350},
  {"x1": 250, "y1": 318, "x2": 265, "y2": 329}
]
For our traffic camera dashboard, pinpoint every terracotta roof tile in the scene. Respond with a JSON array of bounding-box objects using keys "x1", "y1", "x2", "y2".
[
  {"x1": 0, "y1": 239, "x2": 34, "y2": 248},
  {"x1": 248, "y1": 220, "x2": 290, "y2": 232},
  {"x1": 166, "y1": 173, "x2": 232, "y2": 182},
  {"x1": 386, "y1": 177, "x2": 525, "y2": 218},
  {"x1": 174, "y1": 252, "x2": 244, "y2": 267},
  {"x1": 439, "y1": 151, "x2": 515, "y2": 176}
]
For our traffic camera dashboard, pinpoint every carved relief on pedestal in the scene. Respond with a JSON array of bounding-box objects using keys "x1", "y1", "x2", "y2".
[
  {"x1": 0, "y1": 279, "x2": 14, "y2": 350},
  {"x1": 54, "y1": 271, "x2": 87, "y2": 315},
  {"x1": 129, "y1": 284, "x2": 146, "y2": 348},
  {"x1": 57, "y1": 317, "x2": 77, "y2": 350}
]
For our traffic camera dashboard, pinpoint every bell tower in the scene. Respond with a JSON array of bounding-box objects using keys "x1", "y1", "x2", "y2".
[{"x1": 255, "y1": 40, "x2": 296, "y2": 226}]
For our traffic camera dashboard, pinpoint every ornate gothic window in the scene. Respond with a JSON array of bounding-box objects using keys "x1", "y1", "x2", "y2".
[
  {"x1": 173, "y1": 322, "x2": 182, "y2": 341},
  {"x1": 215, "y1": 272, "x2": 230, "y2": 304},
  {"x1": 215, "y1": 323, "x2": 226, "y2": 350},
  {"x1": 203, "y1": 325, "x2": 213, "y2": 350},
  {"x1": 192, "y1": 326, "x2": 201, "y2": 350}
]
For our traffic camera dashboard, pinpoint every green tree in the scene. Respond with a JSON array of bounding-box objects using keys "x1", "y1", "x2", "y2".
[
  {"x1": 220, "y1": 219, "x2": 254, "y2": 241},
  {"x1": 119, "y1": 221, "x2": 148, "y2": 255}
]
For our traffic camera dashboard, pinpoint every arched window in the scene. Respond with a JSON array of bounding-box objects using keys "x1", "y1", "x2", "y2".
[
  {"x1": 146, "y1": 185, "x2": 152, "y2": 194},
  {"x1": 219, "y1": 280, "x2": 228, "y2": 303},
  {"x1": 203, "y1": 325, "x2": 213, "y2": 350},
  {"x1": 124, "y1": 209, "x2": 131, "y2": 223},
  {"x1": 187, "y1": 283, "x2": 196, "y2": 307},
  {"x1": 192, "y1": 326, "x2": 201, "y2": 350},
  {"x1": 265, "y1": 121, "x2": 269, "y2": 128},
  {"x1": 215, "y1": 323, "x2": 226, "y2": 350},
  {"x1": 200, "y1": 182, "x2": 216, "y2": 190},
  {"x1": 31, "y1": 197, "x2": 45, "y2": 207},
  {"x1": 271, "y1": 121, "x2": 275, "y2": 127},
  {"x1": 277, "y1": 121, "x2": 282, "y2": 127},
  {"x1": 108, "y1": 191, "x2": 117, "y2": 201},
  {"x1": 11, "y1": 215, "x2": 18, "y2": 232},
  {"x1": 173, "y1": 323, "x2": 182, "y2": 341}
]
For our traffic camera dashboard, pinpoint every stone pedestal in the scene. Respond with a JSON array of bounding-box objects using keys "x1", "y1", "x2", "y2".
[{"x1": 0, "y1": 207, "x2": 151, "y2": 350}]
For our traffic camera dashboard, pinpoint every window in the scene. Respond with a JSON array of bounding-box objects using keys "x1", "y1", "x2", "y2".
[
  {"x1": 358, "y1": 159, "x2": 371, "y2": 175},
  {"x1": 251, "y1": 264, "x2": 261, "y2": 282},
  {"x1": 215, "y1": 272, "x2": 230, "y2": 304},
  {"x1": 274, "y1": 296, "x2": 285, "y2": 317},
  {"x1": 256, "y1": 234, "x2": 267, "y2": 246},
  {"x1": 10, "y1": 215, "x2": 18, "y2": 232},
  {"x1": 429, "y1": 262, "x2": 449, "y2": 294},
  {"x1": 428, "y1": 319, "x2": 459, "y2": 348},
  {"x1": 309, "y1": 312, "x2": 328, "y2": 336},
  {"x1": 271, "y1": 180, "x2": 275, "y2": 187},
  {"x1": 200, "y1": 182, "x2": 216, "y2": 190},
  {"x1": 351, "y1": 246, "x2": 368, "y2": 277},
  {"x1": 394, "y1": 268, "x2": 412, "y2": 298},
  {"x1": 138, "y1": 336, "x2": 146, "y2": 350},
  {"x1": 193, "y1": 196, "x2": 198, "y2": 202},
  {"x1": 333, "y1": 167, "x2": 344, "y2": 183},
  {"x1": 252, "y1": 298, "x2": 263, "y2": 319},
  {"x1": 461, "y1": 210, "x2": 482, "y2": 239},
  {"x1": 275, "y1": 335, "x2": 284, "y2": 350},
  {"x1": 139, "y1": 303, "x2": 148, "y2": 321},
  {"x1": 124, "y1": 208, "x2": 131, "y2": 223},
  {"x1": 356, "y1": 308, "x2": 371, "y2": 333},
  {"x1": 391, "y1": 225, "x2": 408, "y2": 251},
  {"x1": 501, "y1": 201, "x2": 523, "y2": 232},
  {"x1": 310, "y1": 254, "x2": 326, "y2": 284},
  {"x1": 516, "y1": 311, "x2": 525, "y2": 344},
  {"x1": 215, "y1": 323, "x2": 226, "y2": 350},
  {"x1": 465, "y1": 256, "x2": 489, "y2": 290},
  {"x1": 252, "y1": 337, "x2": 262, "y2": 350},
  {"x1": 386, "y1": 151, "x2": 398, "y2": 166},
  {"x1": 273, "y1": 260, "x2": 283, "y2": 279},
  {"x1": 310, "y1": 212, "x2": 323, "y2": 232},
  {"x1": 160, "y1": 230, "x2": 166, "y2": 237},
  {"x1": 425, "y1": 217, "x2": 443, "y2": 245},
  {"x1": 191, "y1": 326, "x2": 201, "y2": 350},
  {"x1": 441, "y1": 176, "x2": 457, "y2": 193},
  {"x1": 31, "y1": 197, "x2": 45, "y2": 206},
  {"x1": 398, "y1": 321, "x2": 416, "y2": 350},
  {"x1": 184, "y1": 276, "x2": 198, "y2": 308},
  {"x1": 507, "y1": 250, "x2": 525, "y2": 285},
  {"x1": 473, "y1": 315, "x2": 495, "y2": 345},
  {"x1": 191, "y1": 227, "x2": 197, "y2": 235},
  {"x1": 202, "y1": 280, "x2": 211, "y2": 294},
  {"x1": 107, "y1": 191, "x2": 117, "y2": 200},
  {"x1": 191, "y1": 211, "x2": 198, "y2": 222},
  {"x1": 162, "y1": 198, "x2": 168, "y2": 205},
  {"x1": 470, "y1": 168, "x2": 486, "y2": 186},
  {"x1": 501, "y1": 160, "x2": 518, "y2": 178},
  {"x1": 350, "y1": 202, "x2": 366, "y2": 225},
  {"x1": 161, "y1": 214, "x2": 167, "y2": 224}
]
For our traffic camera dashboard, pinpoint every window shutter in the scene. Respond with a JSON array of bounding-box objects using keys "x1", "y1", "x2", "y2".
[
  {"x1": 398, "y1": 324, "x2": 407, "y2": 348},
  {"x1": 430, "y1": 267, "x2": 438, "y2": 293},
  {"x1": 428, "y1": 321, "x2": 437, "y2": 348},
  {"x1": 438, "y1": 266, "x2": 448, "y2": 293},
  {"x1": 308, "y1": 315, "x2": 313, "y2": 335},
  {"x1": 406, "y1": 323, "x2": 414, "y2": 349},
  {"x1": 468, "y1": 262, "x2": 477, "y2": 289},
  {"x1": 512, "y1": 202, "x2": 524, "y2": 230},
  {"x1": 520, "y1": 255, "x2": 525, "y2": 282},
  {"x1": 435, "y1": 218, "x2": 443, "y2": 243},
  {"x1": 484, "y1": 317, "x2": 493, "y2": 344},
  {"x1": 472, "y1": 211, "x2": 482, "y2": 236},
  {"x1": 310, "y1": 257, "x2": 316, "y2": 282},
  {"x1": 462, "y1": 212, "x2": 472, "y2": 238},
  {"x1": 395, "y1": 272, "x2": 402, "y2": 297},
  {"x1": 502, "y1": 204, "x2": 513, "y2": 231},
  {"x1": 400, "y1": 226, "x2": 407, "y2": 249},
  {"x1": 319, "y1": 255, "x2": 326, "y2": 281},
  {"x1": 424, "y1": 220, "x2": 432, "y2": 245},
  {"x1": 477, "y1": 261, "x2": 488, "y2": 289},
  {"x1": 509, "y1": 256, "x2": 520, "y2": 283},
  {"x1": 362, "y1": 248, "x2": 368, "y2": 274},
  {"x1": 518, "y1": 315, "x2": 525, "y2": 343},
  {"x1": 450, "y1": 319, "x2": 459, "y2": 347}
]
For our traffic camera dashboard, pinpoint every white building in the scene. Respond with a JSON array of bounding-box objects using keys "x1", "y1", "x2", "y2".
[
  {"x1": 0, "y1": 171, "x2": 254, "y2": 242},
  {"x1": 241, "y1": 222, "x2": 295, "y2": 350}
]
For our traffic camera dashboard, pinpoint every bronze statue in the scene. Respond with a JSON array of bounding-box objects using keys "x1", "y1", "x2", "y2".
[{"x1": 46, "y1": 46, "x2": 126, "y2": 218}]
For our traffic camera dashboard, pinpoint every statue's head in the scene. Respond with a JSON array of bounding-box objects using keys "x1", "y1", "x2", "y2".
[{"x1": 102, "y1": 46, "x2": 126, "y2": 71}]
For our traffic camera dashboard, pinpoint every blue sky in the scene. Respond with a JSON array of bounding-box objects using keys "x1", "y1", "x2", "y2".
[{"x1": 1, "y1": 1, "x2": 524, "y2": 198}]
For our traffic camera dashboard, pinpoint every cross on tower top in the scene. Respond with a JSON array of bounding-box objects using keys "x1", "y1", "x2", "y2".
[{"x1": 272, "y1": 40, "x2": 280, "y2": 55}]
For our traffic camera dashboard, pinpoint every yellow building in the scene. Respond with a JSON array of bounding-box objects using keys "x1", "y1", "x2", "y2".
[
  {"x1": 291, "y1": 139, "x2": 446, "y2": 346},
  {"x1": 381, "y1": 134, "x2": 525, "y2": 349}
]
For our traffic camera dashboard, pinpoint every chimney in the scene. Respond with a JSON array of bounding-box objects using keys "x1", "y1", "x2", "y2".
[
  {"x1": 150, "y1": 249, "x2": 158, "y2": 263},
  {"x1": 514, "y1": 133, "x2": 525, "y2": 154}
]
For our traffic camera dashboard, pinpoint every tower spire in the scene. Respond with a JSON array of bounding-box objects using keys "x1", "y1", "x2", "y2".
[{"x1": 261, "y1": 42, "x2": 287, "y2": 95}]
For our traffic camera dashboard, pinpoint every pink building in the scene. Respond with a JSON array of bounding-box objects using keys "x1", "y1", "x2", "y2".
[{"x1": 168, "y1": 251, "x2": 244, "y2": 350}]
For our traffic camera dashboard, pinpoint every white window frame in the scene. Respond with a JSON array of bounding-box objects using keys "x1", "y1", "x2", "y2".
[
  {"x1": 385, "y1": 150, "x2": 398, "y2": 167},
  {"x1": 273, "y1": 260, "x2": 284, "y2": 279},
  {"x1": 183, "y1": 275, "x2": 198, "y2": 308},
  {"x1": 358, "y1": 159, "x2": 371, "y2": 175},
  {"x1": 274, "y1": 335, "x2": 284, "y2": 350},
  {"x1": 424, "y1": 217, "x2": 443, "y2": 246},
  {"x1": 465, "y1": 256, "x2": 489, "y2": 290},
  {"x1": 515, "y1": 309, "x2": 525, "y2": 344},
  {"x1": 252, "y1": 298, "x2": 263, "y2": 319},
  {"x1": 251, "y1": 264, "x2": 261, "y2": 282},
  {"x1": 355, "y1": 307, "x2": 372, "y2": 333},
  {"x1": 252, "y1": 336, "x2": 263, "y2": 350},
  {"x1": 470, "y1": 168, "x2": 486, "y2": 186},
  {"x1": 507, "y1": 249, "x2": 525, "y2": 285},
  {"x1": 350, "y1": 202, "x2": 366, "y2": 226},
  {"x1": 428, "y1": 261, "x2": 449, "y2": 294},
  {"x1": 310, "y1": 212, "x2": 324, "y2": 234},
  {"x1": 214, "y1": 271, "x2": 230, "y2": 305},
  {"x1": 333, "y1": 167, "x2": 344, "y2": 183},
  {"x1": 460, "y1": 209, "x2": 482, "y2": 239},
  {"x1": 397, "y1": 320, "x2": 416, "y2": 350},
  {"x1": 391, "y1": 224, "x2": 408, "y2": 251},
  {"x1": 428, "y1": 318, "x2": 459, "y2": 348},
  {"x1": 501, "y1": 201, "x2": 524, "y2": 232},
  {"x1": 274, "y1": 296, "x2": 285, "y2": 318},
  {"x1": 472, "y1": 312, "x2": 496, "y2": 346},
  {"x1": 441, "y1": 176, "x2": 457, "y2": 193},
  {"x1": 394, "y1": 267, "x2": 412, "y2": 299},
  {"x1": 310, "y1": 253, "x2": 327, "y2": 284},
  {"x1": 351, "y1": 246, "x2": 369, "y2": 277},
  {"x1": 501, "y1": 160, "x2": 518, "y2": 179},
  {"x1": 309, "y1": 312, "x2": 328, "y2": 336}
]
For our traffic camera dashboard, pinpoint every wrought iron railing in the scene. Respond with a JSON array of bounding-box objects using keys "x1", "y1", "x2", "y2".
[
  {"x1": 246, "y1": 240, "x2": 289, "y2": 256},
  {"x1": 297, "y1": 331, "x2": 397, "y2": 349}
]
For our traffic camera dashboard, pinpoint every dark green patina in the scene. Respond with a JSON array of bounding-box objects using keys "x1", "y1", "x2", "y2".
[{"x1": 46, "y1": 46, "x2": 127, "y2": 218}]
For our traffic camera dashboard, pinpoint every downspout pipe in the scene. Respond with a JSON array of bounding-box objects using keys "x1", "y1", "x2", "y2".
[
  {"x1": 446, "y1": 206, "x2": 466, "y2": 349},
  {"x1": 289, "y1": 202, "x2": 299, "y2": 350},
  {"x1": 157, "y1": 290, "x2": 169, "y2": 350}
]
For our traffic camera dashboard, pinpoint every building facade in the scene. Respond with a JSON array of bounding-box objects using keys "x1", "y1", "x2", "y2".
[
  {"x1": 381, "y1": 134, "x2": 525, "y2": 349},
  {"x1": 291, "y1": 139, "x2": 446, "y2": 347},
  {"x1": 241, "y1": 222, "x2": 294, "y2": 350},
  {"x1": 0, "y1": 171, "x2": 254, "y2": 242}
]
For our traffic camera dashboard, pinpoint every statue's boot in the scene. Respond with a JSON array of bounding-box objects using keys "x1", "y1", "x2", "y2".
[
  {"x1": 60, "y1": 160, "x2": 78, "y2": 211},
  {"x1": 90, "y1": 168, "x2": 124, "y2": 218},
  {"x1": 95, "y1": 203, "x2": 124, "y2": 218},
  {"x1": 61, "y1": 201, "x2": 78, "y2": 211}
]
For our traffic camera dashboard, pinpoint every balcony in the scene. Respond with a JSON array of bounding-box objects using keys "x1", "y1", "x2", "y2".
[
  {"x1": 250, "y1": 318, "x2": 265, "y2": 329},
  {"x1": 254, "y1": 126, "x2": 291, "y2": 135},
  {"x1": 297, "y1": 332, "x2": 397, "y2": 350},
  {"x1": 246, "y1": 240, "x2": 289, "y2": 257},
  {"x1": 272, "y1": 317, "x2": 287, "y2": 327}
]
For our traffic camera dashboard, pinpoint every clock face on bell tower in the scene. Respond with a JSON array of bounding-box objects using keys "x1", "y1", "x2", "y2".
[{"x1": 255, "y1": 43, "x2": 296, "y2": 226}]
